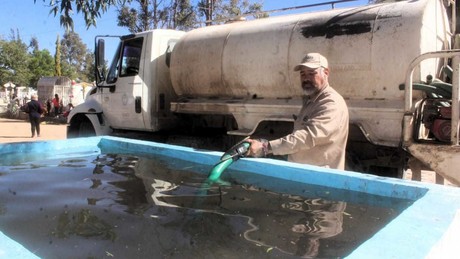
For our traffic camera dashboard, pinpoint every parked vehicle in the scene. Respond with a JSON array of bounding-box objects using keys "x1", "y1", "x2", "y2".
[{"x1": 67, "y1": 0, "x2": 460, "y2": 185}]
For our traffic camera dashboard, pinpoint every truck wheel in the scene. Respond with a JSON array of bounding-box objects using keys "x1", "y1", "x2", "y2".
[{"x1": 78, "y1": 120, "x2": 96, "y2": 137}]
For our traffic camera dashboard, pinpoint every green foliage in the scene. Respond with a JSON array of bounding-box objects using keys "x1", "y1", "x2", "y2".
[
  {"x1": 169, "y1": 0, "x2": 197, "y2": 30},
  {"x1": 55, "y1": 35, "x2": 62, "y2": 76},
  {"x1": 217, "y1": 0, "x2": 266, "y2": 22},
  {"x1": 198, "y1": 0, "x2": 267, "y2": 26},
  {"x1": 0, "y1": 35, "x2": 31, "y2": 87},
  {"x1": 0, "y1": 30, "x2": 93, "y2": 89},
  {"x1": 60, "y1": 31, "x2": 85, "y2": 79},
  {"x1": 116, "y1": 0, "x2": 264, "y2": 32},
  {"x1": 59, "y1": 31, "x2": 93, "y2": 82},
  {"x1": 36, "y1": 0, "x2": 264, "y2": 32},
  {"x1": 83, "y1": 52, "x2": 95, "y2": 83},
  {"x1": 29, "y1": 49, "x2": 55, "y2": 87},
  {"x1": 35, "y1": 0, "x2": 131, "y2": 30},
  {"x1": 117, "y1": 0, "x2": 197, "y2": 32},
  {"x1": 117, "y1": 6, "x2": 140, "y2": 33},
  {"x1": 29, "y1": 37, "x2": 40, "y2": 52}
]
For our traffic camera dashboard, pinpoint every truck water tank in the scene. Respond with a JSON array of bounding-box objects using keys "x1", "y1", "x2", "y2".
[{"x1": 170, "y1": 0, "x2": 449, "y2": 100}]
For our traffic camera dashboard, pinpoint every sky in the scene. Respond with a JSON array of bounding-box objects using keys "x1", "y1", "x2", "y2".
[{"x1": 0, "y1": 0, "x2": 368, "y2": 54}]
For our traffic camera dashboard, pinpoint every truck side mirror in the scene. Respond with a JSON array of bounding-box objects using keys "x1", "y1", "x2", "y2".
[
  {"x1": 95, "y1": 38, "x2": 106, "y2": 84},
  {"x1": 165, "y1": 45, "x2": 172, "y2": 68},
  {"x1": 165, "y1": 40, "x2": 177, "y2": 68}
]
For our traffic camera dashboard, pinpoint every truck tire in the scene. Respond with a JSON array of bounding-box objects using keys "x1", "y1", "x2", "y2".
[{"x1": 78, "y1": 120, "x2": 96, "y2": 137}]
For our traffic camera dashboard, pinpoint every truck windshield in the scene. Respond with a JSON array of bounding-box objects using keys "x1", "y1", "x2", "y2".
[
  {"x1": 106, "y1": 37, "x2": 144, "y2": 83},
  {"x1": 121, "y1": 37, "x2": 143, "y2": 77},
  {"x1": 106, "y1": 43, "x2": 121, "y2": 84}
]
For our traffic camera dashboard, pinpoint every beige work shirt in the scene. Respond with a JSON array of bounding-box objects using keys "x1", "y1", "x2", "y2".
[{"x1": 269, "y1": 84, "x2": 349, "y2": 170}]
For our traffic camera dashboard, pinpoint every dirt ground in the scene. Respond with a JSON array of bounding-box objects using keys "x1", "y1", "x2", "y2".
[
  {"x1": 0, "y1": 117, "x2": 67, "y2": 143},
  {"x1": 0, "y1": 117, "x2": 454, "y2": 186}
]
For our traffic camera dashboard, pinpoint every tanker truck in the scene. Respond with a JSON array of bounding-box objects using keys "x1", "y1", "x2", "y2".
[{"x1": 67, "y1": 0, "x2": 460, "y2": 185}]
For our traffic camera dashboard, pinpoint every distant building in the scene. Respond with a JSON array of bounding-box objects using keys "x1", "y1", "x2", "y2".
[{"x1": 37, "y1": 76, "x2": 72, "y2": 106}]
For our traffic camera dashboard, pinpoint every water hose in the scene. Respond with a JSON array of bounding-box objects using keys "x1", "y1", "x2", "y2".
[
  {"x1": 197, "y1": 140, "x2": 250, "y2": 200},
  {"x1": 207, "y1": 141, "x2": 251, "y2": 182}
]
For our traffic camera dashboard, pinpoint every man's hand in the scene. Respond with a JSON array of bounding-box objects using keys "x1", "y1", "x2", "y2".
[{"x1": 246, "y1": 139, "x2": 271, "y2": 158}]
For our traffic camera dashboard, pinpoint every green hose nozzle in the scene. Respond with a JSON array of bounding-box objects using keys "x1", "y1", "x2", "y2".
[{"x1": 207, "y1": 141, "x2": 250, "y2": 182}]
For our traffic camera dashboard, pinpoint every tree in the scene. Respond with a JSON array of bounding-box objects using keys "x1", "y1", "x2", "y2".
[
  {"x1": 36, "y1": 0, "x2": 265, "y2": 31},
  {"x1": 0, "y1": 32, "x2": 31, "y2": 86},
  {"x1": 54, "y1": 31, "x2": 94, "y2": 82},
  {"x1": 28, "y1": 49, "x2": 55, "y2": 87},
  {"x1": 30, "y1": 37, "x2": 40, "y2": 52},
  {"x1": 197, "y1": 0, "x2": 266, "y2": 26},
  {"x1": 55, "y1": 34, "x2": 62, "y2": 76},
  {"x1": 168, "y1": 0, "x2": 197, "y2": 30},
  {"x1": 118, "y1": 0, "x2": 262, "y2": 30},
  {"x1": 198, "y1": 0, "x2": 215, "y2": 26},
  {"x1": 116, "y1": 0, "x2": 196, "y2": 33},
  {"x1": 82, "y1": 52, "x2": 95, "y2": 83},
  {"x1": 117, "y1": 0, "x2": 161, "y2": 33},
  {"x1": 217, "y1": 0, "x2": 266, "y2": 22},
  {"x1": 35, "y1": 0, "x2": 130, "y2": 30},
  {"x1": 0, "y1": 31, "x2": 66, "y2": 89},
  {"x1": 60, "y1": 31, "x2": 89, "y2": 81}
]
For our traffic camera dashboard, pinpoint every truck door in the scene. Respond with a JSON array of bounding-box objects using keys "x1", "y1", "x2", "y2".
[{"x1": 102, "y1": 37, "x2": 146, "y2": 130}]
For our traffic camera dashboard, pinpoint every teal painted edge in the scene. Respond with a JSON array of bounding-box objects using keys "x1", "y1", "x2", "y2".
[
  {"x1": 0, "y1": 136, "x2": 102, "y2": 162},
  {"x1": 347, "y1": 186, "x2": 460, "y2": 258},
  {"x1": 97, "y1": 136, "x2": 222, "y2": 167},
  {"x1": 0, "y1": 232, "x2": 40, "y2": 259},
  {"x1": 98, "y1": 136, "x2": 428, "y2": 200}
]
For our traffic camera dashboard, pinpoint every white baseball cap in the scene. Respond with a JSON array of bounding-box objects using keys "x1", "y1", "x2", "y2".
[{"x1": 294, "y1": 53, "x2": 328, "y2": 71}]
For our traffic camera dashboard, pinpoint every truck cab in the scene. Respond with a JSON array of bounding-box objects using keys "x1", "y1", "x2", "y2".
[{"x1": 67, "y1": 30, "x2": 185, "y2": 137}]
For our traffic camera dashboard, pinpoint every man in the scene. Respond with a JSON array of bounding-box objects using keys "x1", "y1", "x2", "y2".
[
  {"x1": 247, "y1": 53, "x2": 349, "y2": 170},
  {"x1": 27, "y1": 94, "x2": 43, "y2": 138}
]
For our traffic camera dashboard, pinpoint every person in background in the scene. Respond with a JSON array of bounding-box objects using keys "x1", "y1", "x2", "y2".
[
  {"x1": 27, "y1": 94, "x2": 43, "y2": 138},
  {"x1": 23, "y1": 96, "x2": 29, "y2": 106},
  {"x1": 59, "y1": 99, "x2": 64, "y2": 114},
  {"x1": 11, "y1": 93, "x2": 20, "y2": 106},
  {"x1": 63, "y1": 103, "x2": 74, "y2": 118},
  {"x1": 246, "y1": 53, "x2": 349, "y2": 170},
  {"x1": 52, "y1": 94, "x2": 60, "y2": 117},
  {"x1": 46, "y1": 99, "x2": 52, "y2": 116}
]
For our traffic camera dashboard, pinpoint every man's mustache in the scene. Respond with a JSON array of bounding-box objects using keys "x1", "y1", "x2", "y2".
[{"x1": 302, "y1": 81, "x2": 313, "y2": 87}]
